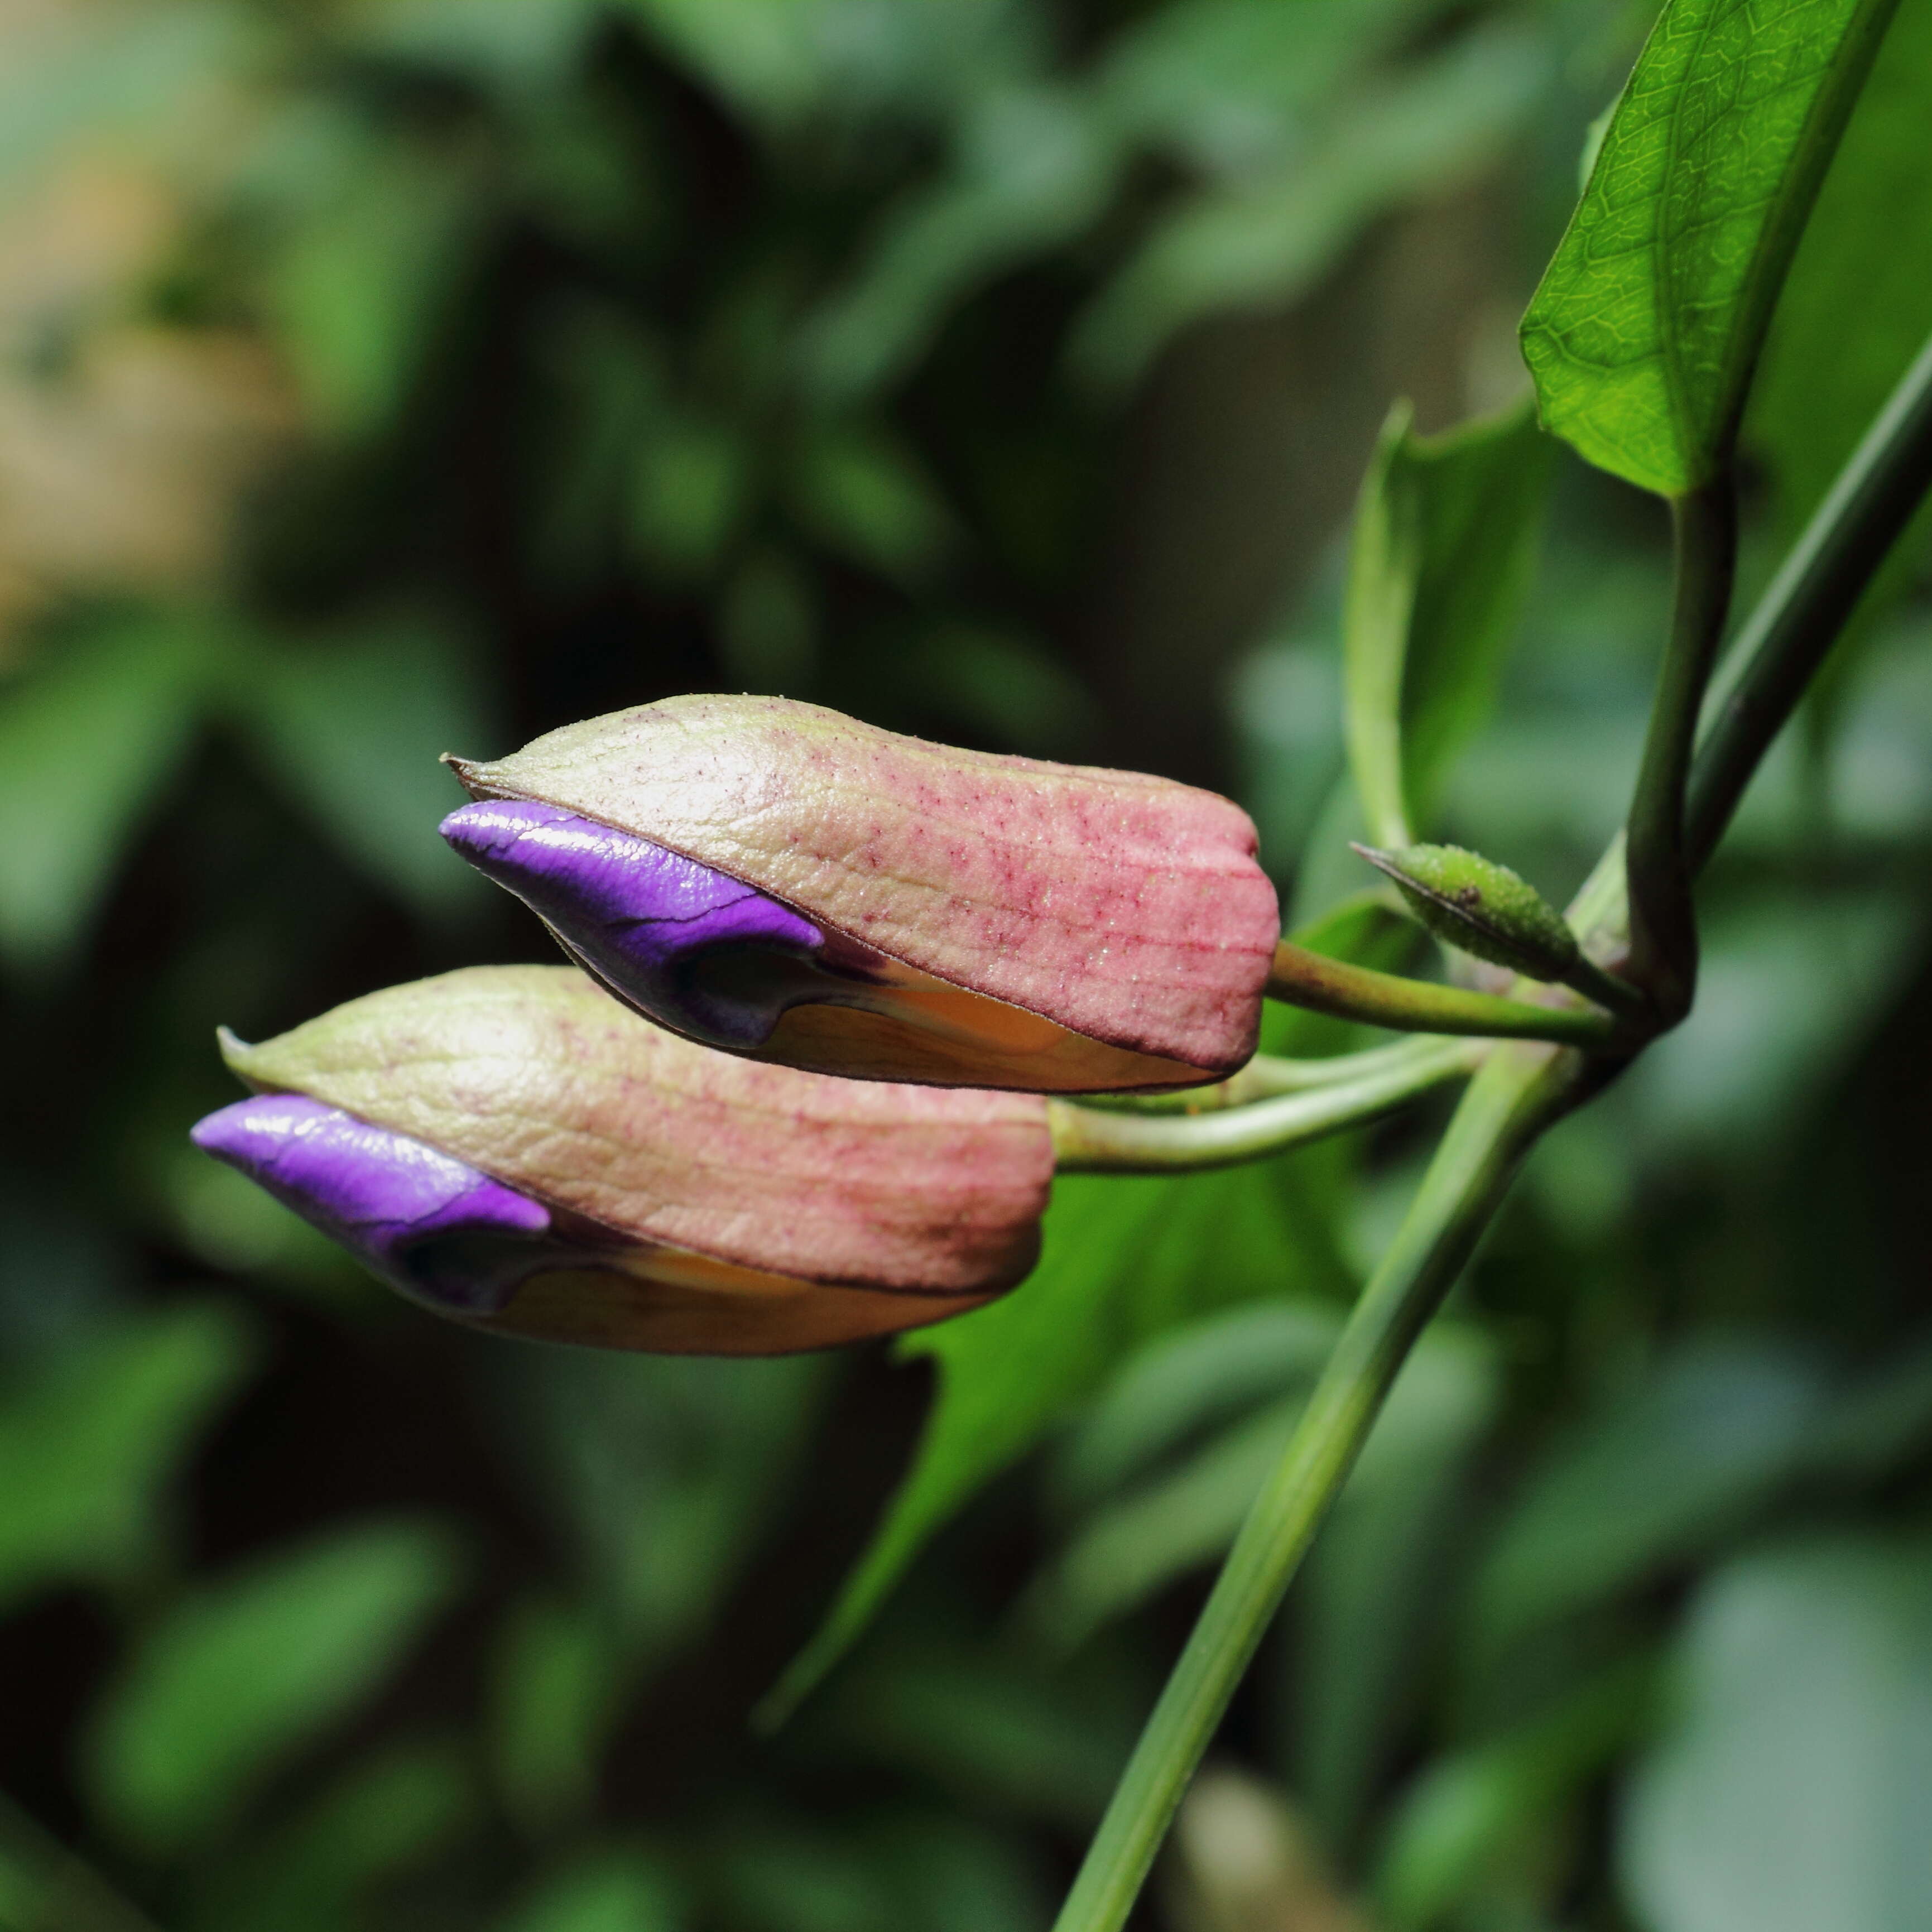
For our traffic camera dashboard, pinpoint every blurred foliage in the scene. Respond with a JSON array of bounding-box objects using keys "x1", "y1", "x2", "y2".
[{"x1": 2, "y1": 0, "x2": 1932, "y2": 1929}]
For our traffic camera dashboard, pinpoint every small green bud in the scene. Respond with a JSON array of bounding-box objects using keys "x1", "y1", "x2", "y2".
[{"x1": 1353, "y1": 843, "x2": 1579, "y2": 981}]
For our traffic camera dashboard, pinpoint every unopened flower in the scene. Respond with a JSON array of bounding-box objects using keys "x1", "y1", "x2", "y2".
[
  {"x1": 192, "y1": 965, "x2": 1052, "y2": 1353},
  {"x1": 440, "y1": 695, "x2": 1279, "y2": 1092}
]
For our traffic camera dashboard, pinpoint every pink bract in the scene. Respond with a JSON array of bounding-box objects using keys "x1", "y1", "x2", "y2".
[
  {"x1": 217, "y1": 965, "x2": 1053, "y2": 1309},
  {"x1": 446, "y1": 695, "x2": 1280, "y2": 1089}
]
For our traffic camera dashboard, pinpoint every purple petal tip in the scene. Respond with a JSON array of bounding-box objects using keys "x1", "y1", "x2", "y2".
[
  {"x1": 439, "y1": 800, "x2": 826, "y2": 1045},
  {"x1": 191, "y1": 1094, "x2": 554, "y2": 1311}
]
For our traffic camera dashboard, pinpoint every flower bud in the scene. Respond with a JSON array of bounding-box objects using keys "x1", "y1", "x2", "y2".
[
  {"x1": 193, "y1": 965, "x2": 1052, "y2": 1353},
  {"x1": 440, "y1": 695, "x2": 1279, "y2": 1092},
  {"x1": 1352, "y1": 842, "x2": 1579, "y2": 982}
]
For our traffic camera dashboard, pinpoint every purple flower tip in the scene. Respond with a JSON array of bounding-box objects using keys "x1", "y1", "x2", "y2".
[
  {"x1": 191, "y1": 1094, "x2": 555, "y2": 1312},
  {"x1": 439, "y1": 800, "x2": 828, "y2": 1046}
]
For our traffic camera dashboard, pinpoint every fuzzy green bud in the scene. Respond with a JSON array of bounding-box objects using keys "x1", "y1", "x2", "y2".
[{"x1": 1352, "y1": 843, "x2": 1579, "y2": 982}]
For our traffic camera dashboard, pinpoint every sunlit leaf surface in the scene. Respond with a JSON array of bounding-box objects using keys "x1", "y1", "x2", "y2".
[{"x1": 1521, "y1": 0, "x2": 1901, "y2": 495}]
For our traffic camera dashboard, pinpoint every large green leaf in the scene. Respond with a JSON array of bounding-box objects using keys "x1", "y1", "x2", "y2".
[
  {"x1": 1621, "y1": 1537, "x2": 1932, "y2": 1932},
  {"x1": 0, "y1": 1304, "x2": 254, "y2": 1614},
  {"x1": 1520, "y1": 0, "x2": 1901, "y2": 497},
  {"x1": 763, "y1": 1157, "x2": 1351, "y2": 1722},
  {"x1": 84, "y1": 1521, "x2": 462, "y2": 1856},
  {"x1": 1343, "y1": 398, "x2": 1550, "y2": 849}
]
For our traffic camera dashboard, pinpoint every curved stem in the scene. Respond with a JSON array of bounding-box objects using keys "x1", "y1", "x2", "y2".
[
  {"x1": 1624, "y1": 474, "x2": 1737, "y2": 1018},
  {"x1": 1050, "y1": 307, "x2": 1932, "y2": 1932},
  {"x1": 1048, "y1": 1038, "x2": 1479, "y2": 1171},
  {"x1": 1560, "y1": 950, "x2": 1652, "y2": 1023},
  {"x1": 1267, "y1": 940, "x2": 1625, "y2": 1050},
  {"x1": 1087, "y1": 1038, "x2": 1466, "y2": 1116},
  {"x1": 1688, "y1": 326, "x2": 1932, "y2": 872},
  {"x1": 1049, "y1": 1042, "x2": 1587, "y2": 1932}
]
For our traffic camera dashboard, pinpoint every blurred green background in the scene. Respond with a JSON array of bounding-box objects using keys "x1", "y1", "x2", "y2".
[{"x1": 3, "y1": 1, "x2": 1931, "y2": 1928}]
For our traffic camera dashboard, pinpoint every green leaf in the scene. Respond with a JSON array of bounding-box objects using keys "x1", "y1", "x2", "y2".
[
  {"x1": 223, "y1": 616, "x2": 493, "y2": 917},
  {"x1": 0, "y1": 614, "x2": 219, "y2": 973},
  {"x1": 1051, "y1": 1301, "x2": 1342, "y2": 1512},
  {"x1": 815, "y1": 1630, "x2": 1136, "y2": 1829},
  {"x1": 1342, "y1": 401, "x2": 1549, "y2": 849},
  {"x1": 1071, "y1": 24, "x2": 1547, "y2": 392},
  {"x1": 489, "y1": 1594, "x2": 616, "y2": 1836},
  {"x1": 1023, "y1": 1393, "x2": 1304, "y2": 1655},
  {"x1": 497, "y1": 1848, "x2": 685, "y2": 1932},
  {"x1": 264, "y1": 133, "x2": 487, "y2": 441},
  {"x1": 1020, "y1": 1316, "x2": 1492, "y2": 1691},
  {"x1": 1376, "y1": 1656, "x2": 1657, "y2": 1929},
  {"x1": 1294, "y1": 1326, "x2": 1496, "y2": 1849},
  {"x1": 515, "y1": 1351, "x2": 829, "y2": 1659},
  {"x1": 192, "y1": 1742, "x2": 477, "y2": 1932},
  {"x1": 788, "y1": 426, "x2": 957, "y2": 583},
  {"x1": 629, "y1": 416, "x2": 750, "y2": 580},
  {"x1": 84, "y1": 1520, "x2": 462, "y2": 1856},
  {"x1": 1520, "y1": 0, "x2": 1902, "y2": 496},
  {"x1": 0, "y1": 1304, "x2": 254, "y2": 1615},
  {"x1": 1470, "y1": 1339, "x2": 1825, "y2": 1647},
  {"x1": 762, "y1": 1158, "x2": 1354, "y2": 1725},
  {"x1": 1621, "y1": 1536, "x2": 1932, "y2": 1932},
  {"x1": 799, "y1": 86, "x2": 1115, "y2": 405}
]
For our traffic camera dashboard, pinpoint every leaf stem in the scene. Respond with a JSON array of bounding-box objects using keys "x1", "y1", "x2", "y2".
[
  {"x1": 1084, "y1": 1039, "x2": 1472, "y2": 1115},
  {"x1": 1267, "y1": 940, "x2": 1626, "y2": 1050},
  {"x1": 1048, "y1": 1041, "x2": 1587, "y2": 1932},
  {"x1": 1624, "y1": 473, "x2": 1737, "y2": 1018},
  {"x1": 1047, "y1": 1038, "x2": 1480, "y2": 1171},
  {"x1": 1559, "y1": 950, "x2": 1652, "y2": 1023},
  {"x1": 1687, "y1": 326, "x2": 1932, "y2": 872}
]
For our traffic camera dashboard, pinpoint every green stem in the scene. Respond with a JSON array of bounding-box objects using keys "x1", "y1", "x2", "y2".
[
  {"x1": 1052, "y1": 303, "x2": 1932, "y2": 1932},
  {"x1": 1085, "y1": 1039, "x2": 1465, "y2": 1116},
  {"x1": 1048, "y1": 1037, "x2": 1479, "y2": 1171},
  {"x1": 1686, "y1": 326, "x2": 1932, "y2": 872},
  {"x1": 1267, "y1": 941, "x2": 1625, "y2": 1050},
  {"x1": 1049, "y1": 1041, "x2": 1586, "y2": 1932},
  {"x1": 1559, "y1": 950, "x2": 1652, "y2": 1024},
  {"x1": 1624, "y1": 473, "x2": 1738, "y2": 1018}
]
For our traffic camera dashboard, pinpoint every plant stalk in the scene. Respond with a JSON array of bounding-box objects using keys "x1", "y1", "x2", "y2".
[
  {"x1": 1267, "y1": 940, "x2": 1625, "y2": 1049},
  {"x1": 1048, "y1": 1037, "x2": 1479, "y2": 1171},
  {"x1": 1049, "y1": 321, "x2": 1932, "y2": 1932},
  {"x1": 1624, "y1": 473, "x2": 1738, "y2": 1018},
  {"x1": 1688, "y1": 326, "x2": 1932, "y2": 871},
  {"x1": 1049, "y1": 1040, "x2": 1586, "y2": 1932}
]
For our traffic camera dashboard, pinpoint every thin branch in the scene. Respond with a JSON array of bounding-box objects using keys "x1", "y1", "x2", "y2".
[
  {"x1": 1688, "y1": 326, "x2": 1932, "y2": 871},
  {"x1": 1082, "y1": 1039, "x2": 1467, "y2": 1115},
  {"x1": 1624, "y1": 474, "x2": 1738, "y2": 1018},
  {"x1": 1049, "y1": 1042, "x2": 1589, "y2": 1932},
  {"x1": 1267, "y1": 941, "x2": 1628, "y2": 1050},
  {"x1": 1049, "y1": 1039, "x2": 1479, "y2": 1171}
]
